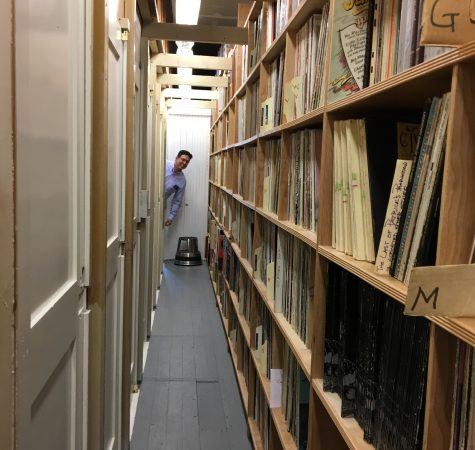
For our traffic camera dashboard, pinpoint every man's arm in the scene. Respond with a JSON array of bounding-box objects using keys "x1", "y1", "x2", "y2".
[{"x1": 165, "y1": 183, "x2": 185, "y2": 225}]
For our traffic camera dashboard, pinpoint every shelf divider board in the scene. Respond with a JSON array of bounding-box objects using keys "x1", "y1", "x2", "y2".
[
  {"x1": 255, "y1": 139, "x2": 265, "y2": 209},
  {"x1": 277, "y1": 131, "x2": 291, "y2": 222},
  {"x1": 310, "y1": 251, "x2": 327, "y2": 380},
  {"x1": 423, "y1": 325, "x2": 457, "y2": 450},
  {"x1": 317, "y1": 113, "x2": 334, "y2": 247},
  {"x1": 282, "y1": 29, "x2": 297, "y2": 126},
  {"x1": 229, "y1": 100, "x2": 236, "y2": 145}
]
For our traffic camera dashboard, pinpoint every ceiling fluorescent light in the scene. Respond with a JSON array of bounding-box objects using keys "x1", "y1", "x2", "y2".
[{"x1": 175, "y1": 0, "x2": 201, "y2": 25}]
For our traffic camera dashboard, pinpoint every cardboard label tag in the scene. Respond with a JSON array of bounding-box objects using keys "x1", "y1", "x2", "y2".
[
  {"x1": 421, "y1": 0, "x2": 475, "y2": 46},
  {"x1": 405, "y1": 264, "x2": 475, "y2": 317}
]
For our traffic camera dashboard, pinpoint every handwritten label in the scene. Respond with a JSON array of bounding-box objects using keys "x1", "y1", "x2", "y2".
[
  {"x1": 340, "y1": 20, "x2": 367, "y2": 90},
  {"x1": 421, "y1": 0, "x2": 475, "y2": 46},
  {"x1": 375, "y1": 160, "x2": 413, "y2": 274},
  {"x1": 397, "y1": 123, "x2": 420, "y2": 159},
  {"x1": 405, "y1": 264, "x2": 475, "y2": 317}
]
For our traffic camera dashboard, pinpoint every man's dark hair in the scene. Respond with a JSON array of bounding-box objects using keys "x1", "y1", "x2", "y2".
[{"x1": 177, "y1": 149, "x2": 193, "y2": 160}]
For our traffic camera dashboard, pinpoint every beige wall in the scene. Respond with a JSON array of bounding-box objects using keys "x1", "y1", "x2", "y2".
[{"x1": 0, "y1": 1, "x2": 15, "y2": 449}]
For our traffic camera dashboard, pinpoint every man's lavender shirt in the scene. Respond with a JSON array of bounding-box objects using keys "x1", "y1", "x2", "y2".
[{"x1": 164, "y1": 160, "x2": 187, "y2": 220}]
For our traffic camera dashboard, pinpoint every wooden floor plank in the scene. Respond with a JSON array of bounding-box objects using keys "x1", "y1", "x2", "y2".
[{"x1": 130, "y1": 263, "x2": 253, "y2": 450}]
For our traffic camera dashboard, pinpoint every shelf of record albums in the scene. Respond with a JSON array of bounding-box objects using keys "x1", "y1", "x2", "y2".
[
  {"x1": 249, "y1": 344, "x2": 299, "y2": 450},
  {"x1": 209, "y1": 206, "x2": 313, "y2": 378},
  {"x1": 220, "y1": 272, "x2": 296, "y2": 450},
  {"x1": 210, "y1": 143, "x2": 234, "y2": 155},
  {"x1": 221, "y1": 186, "x2": 234, "y2": 197},
  {"x1": 253, "y1": 277, "x2": 312, "y2": 381},
  {"x1": 232, "y1": 193, "x2": 256, "y2": 212},
  {"x1": 211, "y1": 97, "x2": 236, "y2": 130},
  {"x1": 208, "y1": 179, "x2": 220, "y2": 189},
  {"x1": 216, "y1": 301, "x2": 265, "y2": 450},
  {"x1": 318, "y1": 246, "x2": 475, "y2": 347},
  {"x1": 255, "y1": 207, "x2": 317, "y2": 250},
  {"x1": 236, "y1": 133, "x2": 259, "y2": 148},
  {"x1": 326, "y1": 41, "x2": 475, "y2": 114},
  {"x1": 312, "y1": 379, "x2": 374, "y2": 450},
  {"x1": 226, "y1": 279, "x2": 252, "y2": 347}
]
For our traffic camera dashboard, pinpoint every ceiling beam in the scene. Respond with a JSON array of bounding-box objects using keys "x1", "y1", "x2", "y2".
[
  {"x1": 161, "y1": 88, "x2": 219, "y2": 100},
  {"x1": 165, "y1": 99, "x2": 215, "y2": 109},
  {"x1": 153, "y1": 54, "x2": 232, "y2": 71},
  {"x1": 137, "y1": 0, "x2": 159, "y2": 53},
  {"x1": 157, "y1": 73, "x2": 228, "y2": 88},
  {"x1": 142, "y1": 22, "x2": 248, "y2": 45}
]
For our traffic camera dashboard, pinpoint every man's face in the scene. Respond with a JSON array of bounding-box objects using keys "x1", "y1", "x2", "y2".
[{"x1": 174, "y1": 154, "x2": 191, "y2": 172}]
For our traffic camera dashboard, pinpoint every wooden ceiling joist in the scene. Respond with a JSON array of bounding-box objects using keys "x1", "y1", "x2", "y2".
[
  {"x1": 142, "y1": 22, "x2": 248, "y2": 45},
  {"x1": 157, "y1": 73, "x2": 228, "y2": 88},
  {"x1": 153, "y1": 54, "x2": 232, "y2": 71},
  {"x1": 161, "y1": 88, "x2": 219, "y2": 100}
]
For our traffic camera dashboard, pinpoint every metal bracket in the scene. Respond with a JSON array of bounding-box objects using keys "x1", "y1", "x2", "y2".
[{"x1": 119, "y1": 17, "x2": 130, "y2": 41}]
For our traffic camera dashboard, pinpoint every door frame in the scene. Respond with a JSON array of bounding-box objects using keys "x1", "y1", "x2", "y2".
[{"x1": 0, "y1": 0, "x2": 15, "y2": 447}]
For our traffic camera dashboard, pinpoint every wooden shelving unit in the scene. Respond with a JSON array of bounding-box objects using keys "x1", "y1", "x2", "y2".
[{"x1": 207, "y1": 1, "x2": 475, "y2": 449}]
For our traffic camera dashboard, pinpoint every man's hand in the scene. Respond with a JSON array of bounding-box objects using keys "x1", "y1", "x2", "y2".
[{"x1": 164, "y1": 218, "x2": 172, "y2": 226}]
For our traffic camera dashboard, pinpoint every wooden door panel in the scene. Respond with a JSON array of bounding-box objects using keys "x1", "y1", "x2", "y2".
[{"x1": 15, "y1": 0, "x2": 88, "y2": 448}]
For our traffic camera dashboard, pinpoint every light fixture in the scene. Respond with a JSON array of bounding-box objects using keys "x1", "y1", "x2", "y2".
[{"x1": 175, "y1": 0, "x2": 201, "y2": 25}]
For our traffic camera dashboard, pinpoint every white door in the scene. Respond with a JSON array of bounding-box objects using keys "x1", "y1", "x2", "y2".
[
  {"x1": 105, "y1": 2, "x2": 126, "y2": 449},
  {"x1": 164, "y1": 112, "x2": 211, "y2": 260},
  {"x1": 15, "y1": 0, "x2": 90, "y2": 449}
]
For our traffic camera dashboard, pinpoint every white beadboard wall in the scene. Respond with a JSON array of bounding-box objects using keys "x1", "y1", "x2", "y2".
[{"x1": 164, "y1": 111, "x2": 211, "y2": 260}]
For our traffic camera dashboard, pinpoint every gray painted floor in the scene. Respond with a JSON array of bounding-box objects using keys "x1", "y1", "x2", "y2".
[{"x1": 131, "y1": 262, "x2": 253, "y2": 450}]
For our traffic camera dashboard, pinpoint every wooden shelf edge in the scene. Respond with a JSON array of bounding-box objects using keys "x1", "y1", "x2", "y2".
[
  {"x1": 312, "y1": 379, "x2": 375, "y2": 450},
  {"x1": 235, "y1": 134, "x2": 259, "y2": 147},
  {"x1": 326, "y1": 42, "x2": 475, "y2": 113},
  {"x1": 281, "y1": 107, "x2": 325, "y2": 130},
  {"x1": 317, "y1": 247, "x2": 475, "y2": 347},
  {"x1": 233, "y1": 193, "x2": 256, "y2": 211},
  {"x1": 258, "y1": 125, "x2": 283, "y2": 139},
  {"x1": 430, "y1": 316, "x2": 475, "y2": 348},
  {"x1": 248, "y1": 419, "x2": 265, "y2": 450},
  {"x1": 254, "y1": 207, "x2": 317, "y2": 249},
  {"x1": 253, "y1": 278, "x2": 312, "y2": 381},
  {"x1": 318, "y1": 245, "x2": 407, "y2": 304}
]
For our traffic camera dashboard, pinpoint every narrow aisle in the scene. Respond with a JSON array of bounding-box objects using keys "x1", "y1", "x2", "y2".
[{"x1": 131, "y1": 262, "x2": 253, "y2": 450}]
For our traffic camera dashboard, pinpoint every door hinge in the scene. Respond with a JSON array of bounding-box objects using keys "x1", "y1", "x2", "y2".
[
  {"x1": 119, "y1": 18, "x2": 130, "y2": 41},
  {"x1": 78, "y1": 266, "x2": 87, "y2": 289}
]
